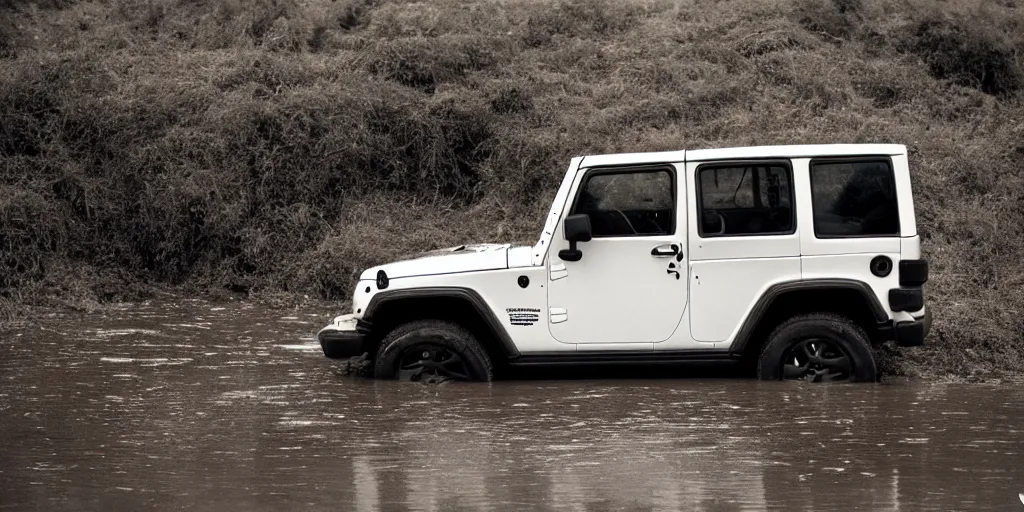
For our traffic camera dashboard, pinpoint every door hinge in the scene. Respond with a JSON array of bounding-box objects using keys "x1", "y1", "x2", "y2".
[
  {"x1": 549, "y1": 307, "x2": 568, "y2": 324},
  {"x1": 550, "y1": 262, "x2": 568, "y2": 281}
]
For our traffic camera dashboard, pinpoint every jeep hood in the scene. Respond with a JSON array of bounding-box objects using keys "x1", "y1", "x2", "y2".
[{"x1": 359, "y1": 243, "x2": 512, "y2": 280}]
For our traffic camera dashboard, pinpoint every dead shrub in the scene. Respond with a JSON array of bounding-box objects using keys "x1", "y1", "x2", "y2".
[
  {"x1": 691, "y1": 45, "x2": 749, "y2": 74},
  {"x1": 490, "y1": 86, "x2": 533, "y2": 114},
  {"x1": 683, "y1": 85, "x2": 746, "y2": 123},
  {"x1": 0, "y1": 188, "x2": 67, "y2": 293},
  {"x1": 214, "y1": 55, "x2": 323, "y2": 92},
  {"x1": 736, "y1": 30, "x2": 808, "y2": 58},
  {"x1": 521, "y1": 0, "x2": 640, "y2": 47},
  {"x1": 0, "y1": 82, "x2": 61, "y2": 157},
  {"x1": 485, "y1": 132, "x2": 567, "y2": 201},
  {"x1": 1, "y1": 0, "x2": 76, "y2": 8},
  {"x1": 366, "y1": 36, "x2": 498, "y2": 92},
  {"x1": 242, "y1": 0, "x2": 289, "y2": 46},
  {"x1": 358, "y1": 94, "x2": 493, "y2": 200},
  {"x1": 753, "y1": 53, "x2": 797, "y2": 86},
  {"x1": 0, "y1": 15, "x2": 18, "y2": 58},
  {"x1": 792, "y1": 0, "x2": 864, "y2": 42},
  {"x1": 855, "y1": 82, "x2": 903, "y2": 108},
  {"x1": 172, "y1": 0, "x2": 321, "y2": 51},
  {"x1": 901, "y1": 16, "x2": 1022, "y2": 97},
  {"x1": 335, "y1": 0, "x2": 374, "y2": 30},
  {"x1": 848, "y1": 62, "x2": 929, "y2": 109},
  {"x1": 617, "y1": 98, "x2": 685, "y2": 130}
]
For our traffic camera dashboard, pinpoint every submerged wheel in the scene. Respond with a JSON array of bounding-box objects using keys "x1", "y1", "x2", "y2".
[
  {"x1": 374, "y1": 320, "x2": 493, "y2": 382},
  {"x1": 757, "y1": 313, "x2": 877, "y2": 383}
]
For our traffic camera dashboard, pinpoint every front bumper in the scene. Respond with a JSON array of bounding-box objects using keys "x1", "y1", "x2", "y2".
[
  {"x1": 316, "y1": 314, "x2": 367, "y2": 359},
  {"x1": 894, "y1": 309, "x2": 932, "y2": 347}
]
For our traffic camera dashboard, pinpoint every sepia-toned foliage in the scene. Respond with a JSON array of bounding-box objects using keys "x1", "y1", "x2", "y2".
[{"x1": 2, "y1": 0, "x2": 1023, "y2": 378}]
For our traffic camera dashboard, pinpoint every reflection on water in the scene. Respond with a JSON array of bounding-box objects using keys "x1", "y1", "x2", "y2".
[{"x1": 1, "y1": 299, "x2": 1022, "y2": 511}]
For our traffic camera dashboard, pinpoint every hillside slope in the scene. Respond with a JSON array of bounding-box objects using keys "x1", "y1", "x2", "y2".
[{"x1": 2, "y1": 0, "x2": 1023, "y2": 378}]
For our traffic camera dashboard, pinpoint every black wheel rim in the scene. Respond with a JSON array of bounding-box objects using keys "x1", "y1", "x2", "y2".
[
  {"x1": 396, "y1": 343, "x2": 470, "y2": 382},
  {"x1": 780, "y1": 338, "x2": 853, "y2": 382}
]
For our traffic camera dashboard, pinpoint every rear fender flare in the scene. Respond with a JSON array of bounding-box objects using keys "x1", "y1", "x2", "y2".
[{"x1": 728, "y1": 279, "x2": 888, "y2": 356}]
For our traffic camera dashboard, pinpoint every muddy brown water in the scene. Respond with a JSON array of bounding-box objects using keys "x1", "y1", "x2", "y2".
[{"x1": 1, "y1": 300, "x2": 1023, "y2": 511}]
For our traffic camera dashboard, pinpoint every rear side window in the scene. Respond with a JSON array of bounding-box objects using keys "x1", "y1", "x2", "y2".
[
  {"x1": 810, "y1": 159, "x2": 899, "y2": 237},
  {"x1": 571, "y1": 168, "x2": 675, "y2": 237},
  {"x1": 697, "y1": 162, "x2": 794, "y2": 237}
]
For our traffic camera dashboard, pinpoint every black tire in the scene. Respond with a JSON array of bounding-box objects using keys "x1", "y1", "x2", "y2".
[
  {"x1": 757, "y1": 313, "x2": 877, "y2": 382},
  {"x1": 374, "y1": 320, "x2": 493, "y2": 382}
]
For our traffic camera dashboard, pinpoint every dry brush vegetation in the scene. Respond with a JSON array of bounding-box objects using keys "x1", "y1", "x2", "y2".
[{"x1": 2, "y1": 0, "x2": 1023, "y2": 379}]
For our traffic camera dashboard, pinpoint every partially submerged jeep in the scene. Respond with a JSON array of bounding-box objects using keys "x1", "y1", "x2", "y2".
[{"x1": 317, "y1": 144, "x2": 931, "y2": 383}]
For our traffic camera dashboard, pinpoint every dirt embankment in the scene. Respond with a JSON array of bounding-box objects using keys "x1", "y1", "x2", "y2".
[{"x1": 2, "y1": 0, "x2": 1024, "y2": 379}]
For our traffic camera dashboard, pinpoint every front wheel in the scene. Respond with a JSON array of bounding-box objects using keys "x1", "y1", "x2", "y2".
[
  {"x1": 757, "y1": 313, "x2": 877, "y2": 382},
  {"x1": 374, "y1": 320, "x2": 493, "y2": 382}
]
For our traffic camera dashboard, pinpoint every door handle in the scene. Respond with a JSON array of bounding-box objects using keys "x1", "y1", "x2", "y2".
[{"x1": 650, "y1": 244, "x2": 680, "y2": 257}]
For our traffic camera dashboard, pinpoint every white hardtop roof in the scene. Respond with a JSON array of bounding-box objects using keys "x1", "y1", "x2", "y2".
[
  {"x1": 578, "y1": 143, "x2": 907, "y2": 168},
  {"x1": 578, "y1": 149, "x2": 686, "y2": 168}
]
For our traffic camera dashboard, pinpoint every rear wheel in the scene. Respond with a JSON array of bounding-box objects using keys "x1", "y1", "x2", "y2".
[
  {"x1": 757, "y1": 313, "x2": 877, "y2": 382},
  {"x1": 374, "y1": 320, "x2": 493, "y2": 382}
]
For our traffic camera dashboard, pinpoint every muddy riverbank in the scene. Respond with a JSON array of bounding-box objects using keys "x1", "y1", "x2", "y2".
[{"x1": 2, "y1": 299, "x2": 1023, "y2": 511}]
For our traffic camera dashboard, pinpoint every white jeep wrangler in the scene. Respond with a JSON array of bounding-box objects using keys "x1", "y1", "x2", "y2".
[{"x1": 317, "y1": 144, "x2": 931, "y2": 383}]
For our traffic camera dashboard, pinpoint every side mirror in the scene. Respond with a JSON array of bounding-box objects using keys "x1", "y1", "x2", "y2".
[
  {"x1": 564, "y1": 214, "x2": 592, "y2": 242},
  {"x1": 558, "y1": 214, "x2": 592, "y2": 262}
]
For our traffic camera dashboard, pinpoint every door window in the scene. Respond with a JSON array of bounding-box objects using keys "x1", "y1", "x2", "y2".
[
  {"x1": 810, "y1": 159, "x2": 899, "y2": 237},
  {"x1": 570, "y1": 168, "x2": 675, "y2": 237},
  {"x1": 697, "y1": 162, "x2": 794, "y2": 237}
]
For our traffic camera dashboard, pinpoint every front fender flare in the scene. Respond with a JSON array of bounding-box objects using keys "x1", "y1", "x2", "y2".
[{"x1": 363, "y1": 286, "x2": 521, "y2": 359}]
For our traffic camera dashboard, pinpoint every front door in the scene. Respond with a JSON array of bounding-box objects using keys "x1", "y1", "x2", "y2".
[{"x1": 547, "y1": 163, "x2": 688, "y2": 344}]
